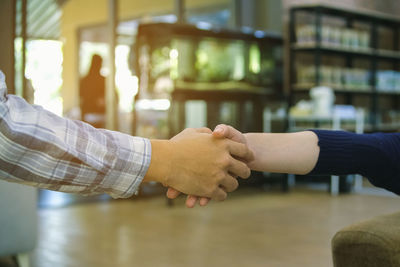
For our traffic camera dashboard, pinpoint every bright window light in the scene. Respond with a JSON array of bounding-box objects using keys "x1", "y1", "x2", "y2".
[
  {"x1": 25, "y1": 40, "x2": 63, "y2": 116},
  {"x1": 136, "y1": 99, "x2": 171, "y2": 111},
  {"x1": 116, "y1": 45, "x2": 138, "y2": 112}
]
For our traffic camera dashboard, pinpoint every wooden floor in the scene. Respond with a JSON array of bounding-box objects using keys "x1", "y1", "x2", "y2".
[{"x1": 31, "y1": 189, "x2": 400, "y2": 267}]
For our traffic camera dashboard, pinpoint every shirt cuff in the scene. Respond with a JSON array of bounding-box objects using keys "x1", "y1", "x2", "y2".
[
  {"x1": 308, "y1": 130, "x2": 357, "y2": 176},
  {"x1": 103, "y1": 135, "x2": 151, "y2": 198}
]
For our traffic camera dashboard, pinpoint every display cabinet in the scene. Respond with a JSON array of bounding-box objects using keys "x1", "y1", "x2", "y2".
[{"x1": 133, "y1": 22, "x2": 283, "y2": 139}]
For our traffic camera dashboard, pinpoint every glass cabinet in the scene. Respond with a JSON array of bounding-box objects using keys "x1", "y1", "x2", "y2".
[{"x1": 133, "y1": 23, "x2": 282, "y2": 139}]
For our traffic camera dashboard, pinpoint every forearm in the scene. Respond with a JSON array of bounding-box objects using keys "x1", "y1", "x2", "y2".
[
  {"x1": 244, "y1": 128, "x2": 400, "y2": 195},
  {"x1": 0, "y1": 94, "x2": 151, "y2": 198},
  {"x1": 244, "y1": 131, "x2": 320, "y2": 175}
]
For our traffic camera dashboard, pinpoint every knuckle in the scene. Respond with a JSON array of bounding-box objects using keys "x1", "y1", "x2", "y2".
[
  {"x1": 217, "y1": 172, "x2": 227, "y2": 183},
  {"x1": 208, "y1": 185, "x2": 219, "y2": 197},
  {"x1": 210, "y1": 171, "x2": 224, "y2": 183},
  {"x1": 212, "y1": 187, "x2": 219, "y2": 195},
  {"x1": 236, "y1": 163, "x2": 250, "y2": 178},
  {"x1": 211, "y1": 168, "x2": 224, "y2": 180},
  {"x1": 219, "y1": 193, "x2": 227, "y2": 201},
  {"x1": 243, "y1": 167, "x2": 251, "y2": 178},
  {"x1": 232, "y1": 179, "x2": 239, "y2": 191},
  {"x1": 204, "y1": 186, "x2": 214, "y2": 197},
  {"x1": 210, "y1": 191, "x2": 218, "y2": 201},
  {"x1": 213, "y1": 193, "x2": 224, "y2": 201},
  {"x1": 199, "y1": 127, "x2": 212, "y2": 133},
  {"x1": 226, "y1": 179, "x2": 238, "y2": 192},
  {"x1": 211, "y1": 188, "x2": 224, "y2": 201},
  {"x1": 220, "y1": 155, "x2": 231, "y2": 168},
  {"x1": 220, "y1": 139, "x2": 229, "y2": 149},
  {"x1": 239, "y1": 143, "x2": 247, "y2": 154}
]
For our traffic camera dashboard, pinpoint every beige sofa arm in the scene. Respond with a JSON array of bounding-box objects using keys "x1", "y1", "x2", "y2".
[{"x1": 332, "y1": 212, "x2": 400, "y2": 267}]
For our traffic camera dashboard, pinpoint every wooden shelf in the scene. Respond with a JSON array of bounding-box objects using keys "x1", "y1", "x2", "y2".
[
  {"x1": 292, "y1": 83, "x2": 373, "y2": 94},
  {"x1": 292, "y1": 43, "x2": 400, "y2": 60},
  {"x1": 174, "y1": 80, "x2": 273, "y2": 94},
  {"x1": 292, "y1": 84, "x2": 400, "y2": 96},
  {"x1": 377, "y1": 49, "x2": 400, "y2": 60},
  {"x1": 375, "y1": 90, "x2": 400, "y2": 96}
]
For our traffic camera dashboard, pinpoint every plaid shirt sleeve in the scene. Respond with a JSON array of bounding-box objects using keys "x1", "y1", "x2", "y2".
[{"x1": 0, "y1": 71, "x2": 151, "y2": 198}]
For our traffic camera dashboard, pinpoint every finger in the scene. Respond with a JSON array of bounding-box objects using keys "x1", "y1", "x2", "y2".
[
  {"x1": 199, "y1": 197, "x2": 210, "y2": 206},
  {"x1": 212, "y1": 124, "x2": 227, "y2": 138},
  {"x1": 220, "y1": 175, "x2": 239, "y2": 192},
  {"x1": 167, "y1": 188, "x2": 181, "y2": 199},
  {"x1": 186, "y1": 195, "x2": 198, "y2": 208},
  {"x1": 211, "y1": 188, "x2": 227, "y2": 201},
  {"x1": 213, "y1": 124, "x2": 245, "y2": 143},
  {"x1": 227, "y1": 140, "x2": 255, "y2": 162},
  {"x1": 227, "y1": 158, "x2": 251, "y2": 179},
  {"x1": 194, "y1": 127, "x2": 212, "y2": 134}
]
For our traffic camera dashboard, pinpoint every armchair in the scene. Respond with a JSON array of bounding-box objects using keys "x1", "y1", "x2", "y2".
[{"x1": 332, "y1": 212, "x2": 400, "y2": 267}]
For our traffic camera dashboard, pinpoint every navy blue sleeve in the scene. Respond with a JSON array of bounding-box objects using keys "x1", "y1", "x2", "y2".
[{"x1": 308, "y1": 130, "x2": 400, "y2": 195}]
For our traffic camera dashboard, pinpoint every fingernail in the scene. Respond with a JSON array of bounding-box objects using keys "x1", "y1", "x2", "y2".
[{"x1": 214, "y1": 126, "x2": 223, "y2": 133}]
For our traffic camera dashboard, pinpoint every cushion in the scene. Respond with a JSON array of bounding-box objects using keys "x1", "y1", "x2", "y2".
[{"x1": 332, "y1": 212, "x2": 400, "y2": 267}]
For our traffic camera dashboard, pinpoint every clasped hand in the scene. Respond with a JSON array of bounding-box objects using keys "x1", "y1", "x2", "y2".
[{"x1": 164, "y1": 124, "x2": 251, "y2": 208}]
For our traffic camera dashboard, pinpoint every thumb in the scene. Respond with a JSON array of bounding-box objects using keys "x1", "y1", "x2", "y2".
[
  {"x1": 212, "y1": 124, "x2": 228, "y2": 138},
  {"x1": 213, "y1": 124, "x2": 246, "y2": 144}
]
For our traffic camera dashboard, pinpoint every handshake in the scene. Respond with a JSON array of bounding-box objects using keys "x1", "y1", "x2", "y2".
[{"x1": 144, "y1": 124, "x2": 254, "y2": 208}]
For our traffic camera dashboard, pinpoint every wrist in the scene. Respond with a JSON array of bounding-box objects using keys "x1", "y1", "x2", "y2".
[
  {"x1": 143, "y1": 139, "x2": 173, "y2": 184},
  {"x1": 243, "y1": 133, "x2": 263, "y2": 170}
]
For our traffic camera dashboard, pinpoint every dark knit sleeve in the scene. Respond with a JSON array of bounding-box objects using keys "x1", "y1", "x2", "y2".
[{"x1": 308, "y1": 130, "x2": 400, "y2": 195}]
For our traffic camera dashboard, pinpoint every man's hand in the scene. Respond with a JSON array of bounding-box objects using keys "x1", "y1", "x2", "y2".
[
  {"x1": 167, "y1": 125, "x2": 252, "y2": 207},
  {"x1": 145, "y1": 127, "x2": 253, "y2": 201}
]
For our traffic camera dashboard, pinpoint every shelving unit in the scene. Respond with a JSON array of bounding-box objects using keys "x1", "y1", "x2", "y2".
[
  {"x1": 288, "y1": 4, "x2": 400, "y2": 132},
  {"x1": 133, "y1": 22, "x2": 283, "y2": 139}
]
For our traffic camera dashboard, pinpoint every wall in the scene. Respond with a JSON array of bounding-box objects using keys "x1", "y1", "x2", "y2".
[
  {"x1": 237, "y1": 0, "x2": 283, "y2": 33},
  {"x1": 0, "y1": 0, "x2": 14, "y2": 93},
  {"x1": 61, "y1": 0, "x2": 230, "y2": 113}
]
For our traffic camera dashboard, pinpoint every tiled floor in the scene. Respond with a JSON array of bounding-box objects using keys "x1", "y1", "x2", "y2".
[{"x1": 31, "y1": 188, "x2": 400, "y2": 267}]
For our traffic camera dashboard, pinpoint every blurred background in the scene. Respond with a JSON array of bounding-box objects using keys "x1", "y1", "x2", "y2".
[{"x1": 0, "y1": 0, "x2": 400, "y2": 266}]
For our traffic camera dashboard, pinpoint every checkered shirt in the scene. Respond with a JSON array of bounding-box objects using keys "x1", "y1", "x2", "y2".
[{"x1": 0, "y1": 70, "x2": 151, "y2": 198}]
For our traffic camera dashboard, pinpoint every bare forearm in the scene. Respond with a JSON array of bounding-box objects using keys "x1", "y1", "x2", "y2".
[{"x1": 244, "y1": 131, "x2": 320, "y2": 175}]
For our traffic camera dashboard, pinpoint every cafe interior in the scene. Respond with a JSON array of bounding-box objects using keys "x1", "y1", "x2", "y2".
[{"x1": 0, "y1": 0, "x2": 400, "y2": 266}]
